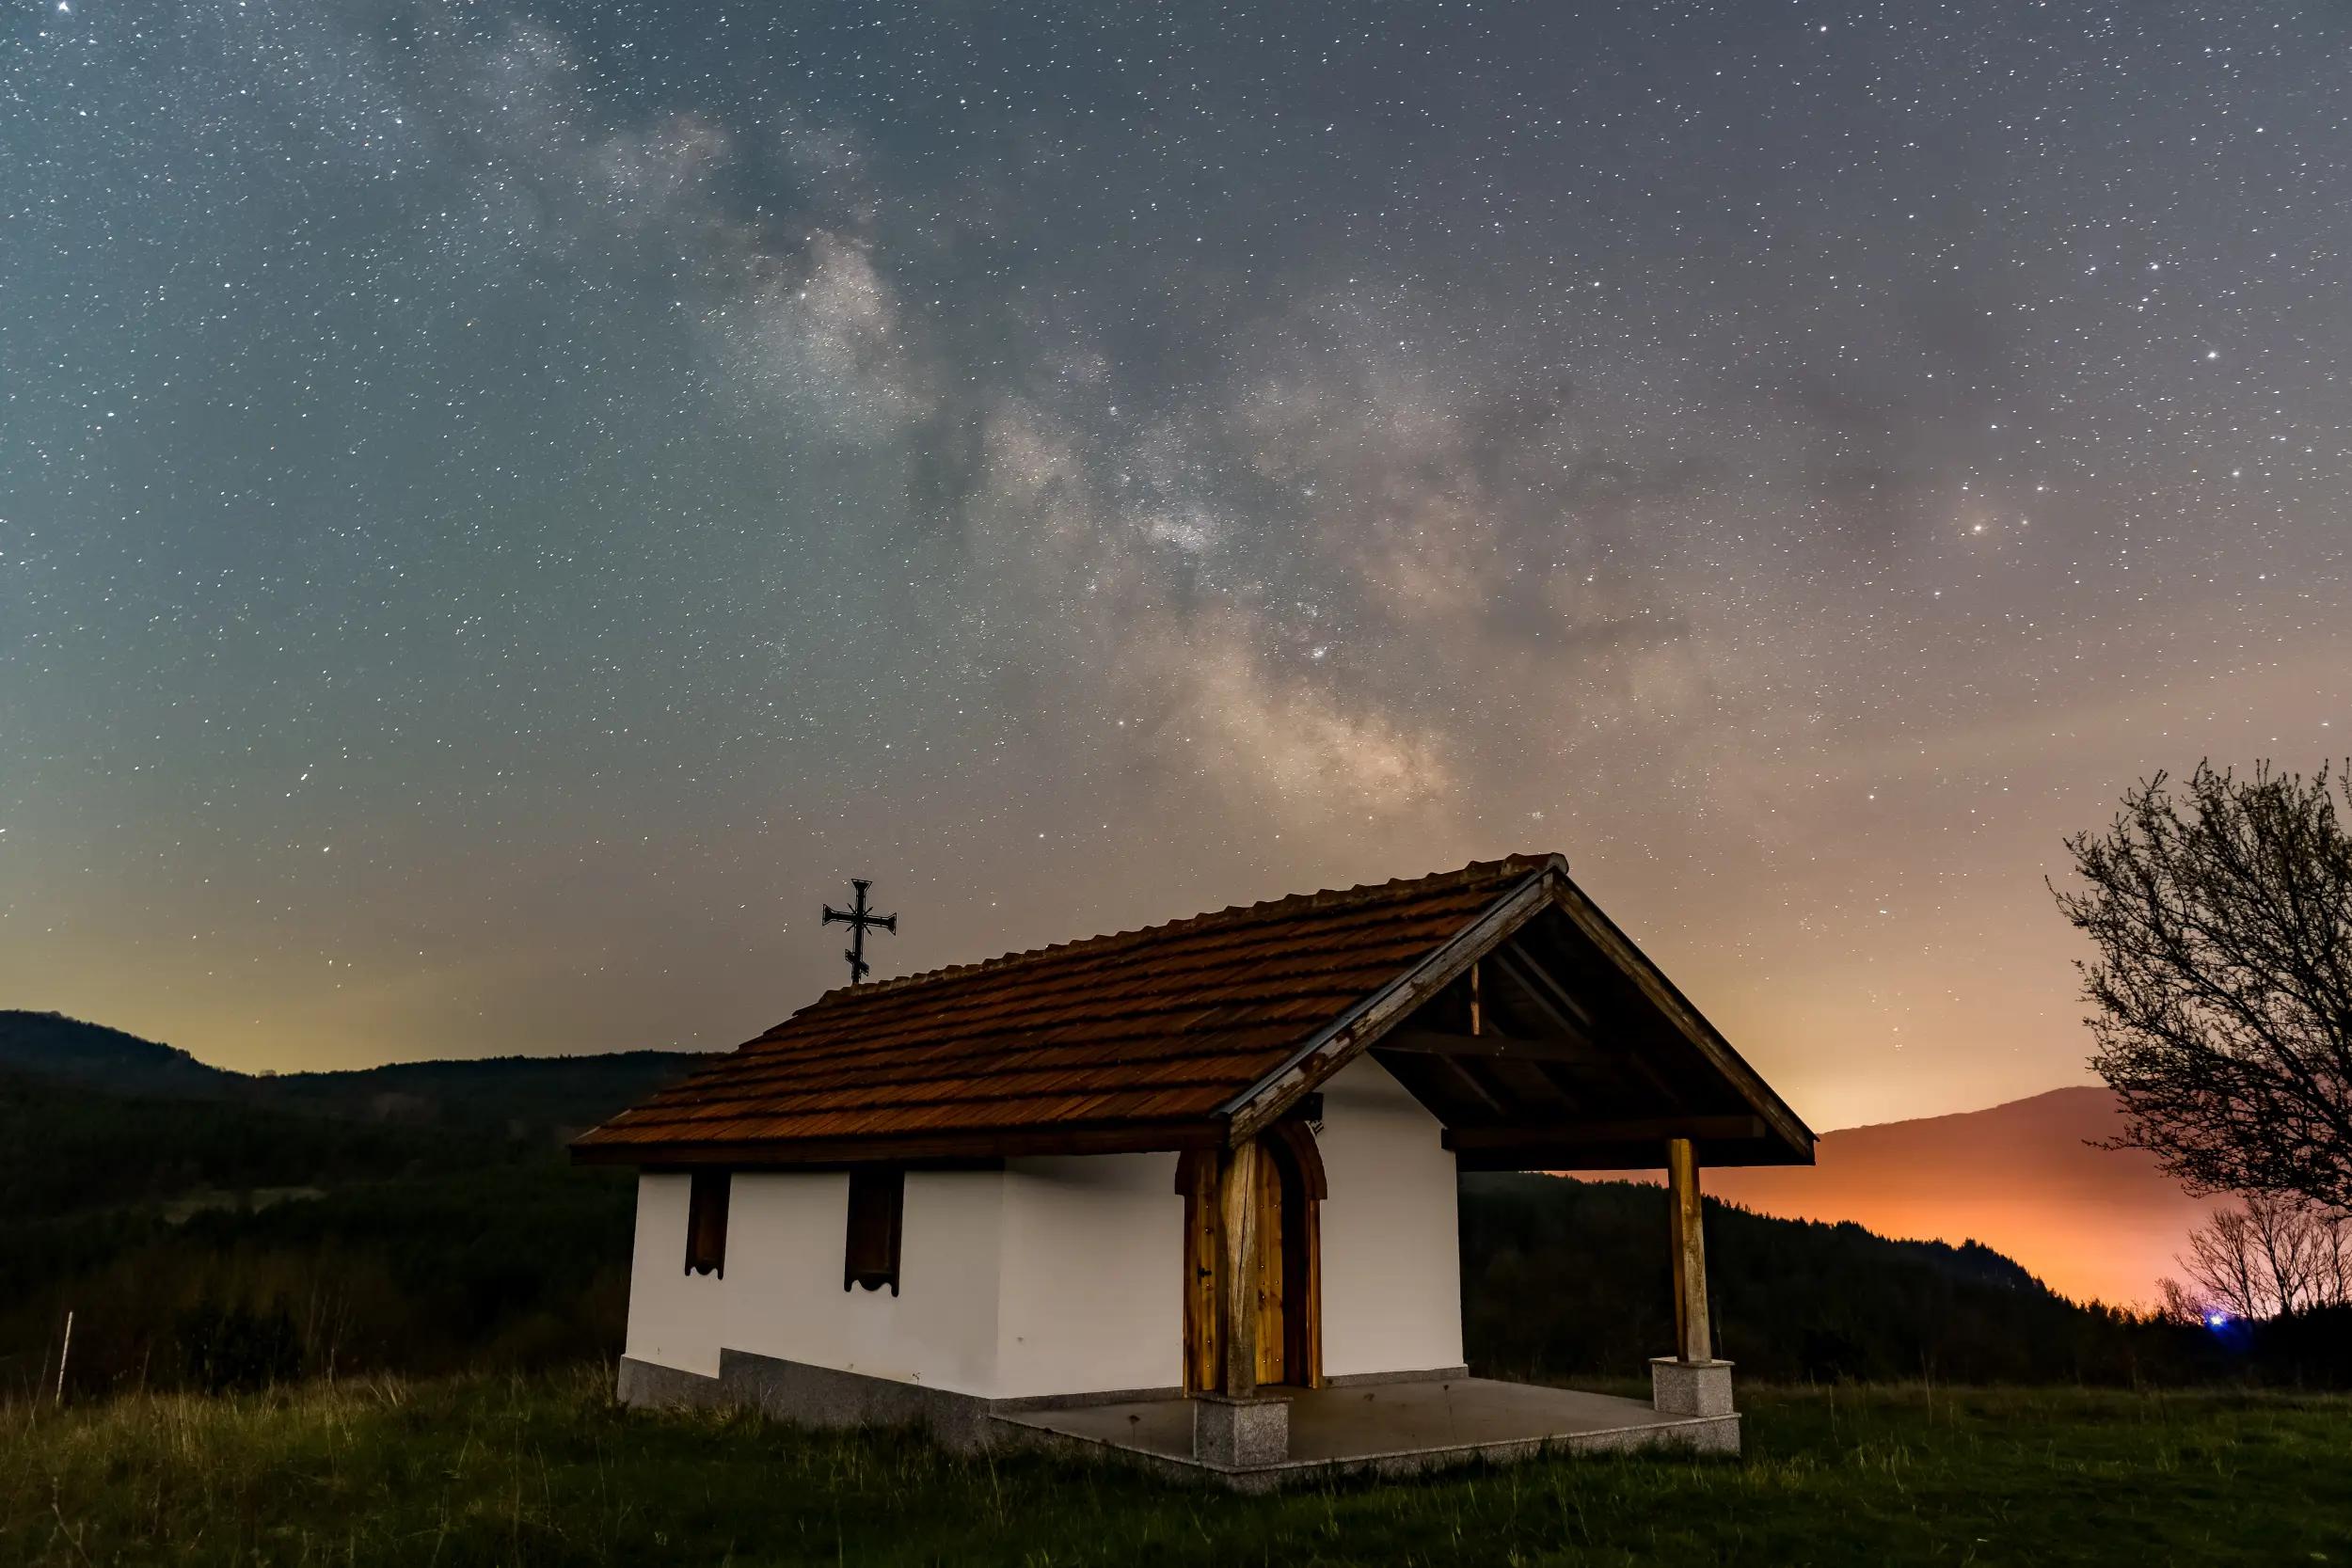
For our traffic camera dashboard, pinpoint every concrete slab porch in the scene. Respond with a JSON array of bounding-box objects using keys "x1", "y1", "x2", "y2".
[{"x1": 989, "y1": 1377, "x2": 1739, "y2": 1491}]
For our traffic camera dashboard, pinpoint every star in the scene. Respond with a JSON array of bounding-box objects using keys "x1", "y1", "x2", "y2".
[{"x1": 1, "y1": 0, "x2": 2342, "y2": 1145}]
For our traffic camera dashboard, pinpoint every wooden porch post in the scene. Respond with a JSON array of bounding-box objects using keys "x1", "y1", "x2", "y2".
[
  {"x1": 1216, "y1": 1139, "x2": 1262, "y2": 1398},
  {"x1": 1665, "y1": 1135, "x2": 1712, "y2": 1363}
]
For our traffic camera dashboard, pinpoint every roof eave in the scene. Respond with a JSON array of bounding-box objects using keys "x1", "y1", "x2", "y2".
[
  {"x1": 568, "y1": 1116, "x2": 1229, "y2": 1169},
  {"x1": 1217, "y1": 857, "x2": 1566, "y2": 1144},
  {"x1": 1543, "y1": 874, "x2": 1817, "y2": 1164},
  {"x1": 1213, "y1": 854, "x2": 1817, "y2": 1167}
]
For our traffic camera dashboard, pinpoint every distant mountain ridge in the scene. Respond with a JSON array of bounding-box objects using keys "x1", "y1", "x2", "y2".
[
  {"x1": 1696, "y1": 1085, "x2": 2214, "y2": 1308},
  {"x1": 0, "y1": 1010, "x2": 234, "y2": 1093},
  {"x1": 0, "y1": 1010, "x2": 707, "y2": 1143}
]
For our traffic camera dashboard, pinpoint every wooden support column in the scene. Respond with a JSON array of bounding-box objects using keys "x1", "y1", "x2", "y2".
[
  {"x1": 1665, "y1": 1135, "x2": 1712, "y2": 1363},
  {"x1": 1216, "y1": 1139, "x2": 1262, "y2": 1398}
]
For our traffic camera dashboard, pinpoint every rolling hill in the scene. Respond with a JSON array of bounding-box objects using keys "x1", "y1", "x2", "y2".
[
  {"x1": 0, "y1": 1009, "x2": 706, "y2": 1143},
  {"x1": 1695, "y1": 1086, "x2": 2213, "y2": 1308}
]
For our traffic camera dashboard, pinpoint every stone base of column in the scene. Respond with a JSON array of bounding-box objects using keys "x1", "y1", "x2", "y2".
[
  {"x1": 1648, "y1": 1357, "x2": 1736, "y2": 1418},
  {"x1": 1192, "y1": 1393, "x2": 1291, "y2": 1467}
]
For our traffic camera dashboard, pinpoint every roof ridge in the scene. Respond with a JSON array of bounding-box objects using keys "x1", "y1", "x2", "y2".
[{"x1": 772, "y1": 853, "x2": 1563, "y2": 1022}]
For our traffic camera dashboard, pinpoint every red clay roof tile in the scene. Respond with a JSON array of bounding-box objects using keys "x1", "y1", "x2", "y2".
[{"x1": 572, "y1": 856, "x2": 1552, "y2": 1159}]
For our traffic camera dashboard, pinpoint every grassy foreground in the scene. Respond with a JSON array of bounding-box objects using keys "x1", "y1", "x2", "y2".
[{"x1": 5, "y1": 1370, "x2": 2349, "y2": 1566}]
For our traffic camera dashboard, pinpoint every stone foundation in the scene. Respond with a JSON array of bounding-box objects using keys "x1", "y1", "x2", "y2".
[
  {"x1": 615, "y1": 1351, "x2": 1179, "y2": 1452},
  {"x1": 1647, "y1": 1357, "x2": 1735, "y2": 1418},
  {"x1": 996, "y1": 1376, "x2": 1741, "y2": 1487},
  {"x1": 615, "y1": 1355, "x2": 723, "y2": 1411},
  {"x1": 616, "y1": 1353, "x2": 1742, "y2": 1482},
  {"x1": 1191, "y1": 1393, "x2": 1291, "y2": 1466}
]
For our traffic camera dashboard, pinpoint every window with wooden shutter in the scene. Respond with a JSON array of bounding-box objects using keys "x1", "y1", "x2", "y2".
[
  {"x1": 843, "y1": 1165, "x2": 904, "y2": 1294},
  {"x1": 684, "y1": 1169, "x2": 730, "y2": 1277}
]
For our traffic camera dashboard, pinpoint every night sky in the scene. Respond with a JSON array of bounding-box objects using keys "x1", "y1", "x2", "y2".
[{"x1": 4, "y1": 1, "x2": 2345, "y2": 1127}]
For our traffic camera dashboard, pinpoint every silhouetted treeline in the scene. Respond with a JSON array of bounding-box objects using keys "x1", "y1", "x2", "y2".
[
  {"x1": 0, "y1": 1025, "x2": 648, "y2": 1400},
  {"x1": 0, "y1": 1069, "x2": 469, "y2": 1218},
  {"x1": 4, "y1": 1159, "x2": 638, "y2": 1398},
  {"x1": 1460, "y1": 1173, "x2": 2352, "y2": 1387}
]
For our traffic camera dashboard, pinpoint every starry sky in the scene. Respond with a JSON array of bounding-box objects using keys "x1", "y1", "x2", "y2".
[{"x1": 4, "y1": 0, "x2": 2346, "y2": 1128}]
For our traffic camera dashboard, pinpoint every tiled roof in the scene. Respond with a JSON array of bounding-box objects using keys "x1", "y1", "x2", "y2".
[{"x1": 571, "y1": 856, "x2": 1554, "y2": 1161}]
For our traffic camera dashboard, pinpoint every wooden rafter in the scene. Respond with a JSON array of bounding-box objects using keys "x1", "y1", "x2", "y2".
[
  {"x1": 1442, "y1": 1116, "x2": 1768, "y2": 1149},
  {"x1": 1545, "y1": 879, "x2": 1815, "y2": 1159},
  {"x1": 1221, "y1": 867, "x2": 1558, "y2": 1142},
  {"x1": 1484, "y1": 1054, "x2": 1584, "y2": 1116},
  {"x1": 1486, "y1": 942, "x2": 1598, "y2": 1032},
  {"x1": 1375, "y1": 1028, "x2": 1597, "y2": 1064},
  {"x1": 1391, "y1": 1048, "x2": 1510, "y2": 1119},
  {"x1": 1490, "y1": 937, "x2": 1692, "y2": 1109}
]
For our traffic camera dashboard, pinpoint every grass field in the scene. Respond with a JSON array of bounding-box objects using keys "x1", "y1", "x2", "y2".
[{"x1": 6, "y1": 1369, "x2": 2348, "y2": 1566}]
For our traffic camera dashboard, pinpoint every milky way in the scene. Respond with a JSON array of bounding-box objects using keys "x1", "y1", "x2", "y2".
[{"x1": 3, "y1": 1, "x2": 2346, "y2": 1124}]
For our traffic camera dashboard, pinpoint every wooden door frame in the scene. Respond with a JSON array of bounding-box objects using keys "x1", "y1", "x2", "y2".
[
  {"x1": 1263, "y1": 1125, "x2": 1323, "y2": 1388},
  {"x1": 1178, "y1": 1126, "x2": 1325, "y2": 1394}
]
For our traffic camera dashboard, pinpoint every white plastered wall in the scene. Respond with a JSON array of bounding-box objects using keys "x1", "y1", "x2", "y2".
[
  {"x1": 1314, "y1": 1053, "x2": 1466, "y2": 1378},
  {"x1": 623, "y1": 1171, "x2": 726, "y2": 1377},
  {"x1": 623, "y1": 1156, "x2": 1184, "y2": 1399},
  {"x1": 621, "y1": 1055, "x2": 1461, "y2": 1397},
  {"x1": 721, "y1": 1168, "x2": 1008, "y2": 1394},
  {"x1": 624, "y1": 1168, "x2": 1006, "y2": 1396},
  {"x1": 994, "y1": 1152, "x2": 1184, "y2": 1396}
]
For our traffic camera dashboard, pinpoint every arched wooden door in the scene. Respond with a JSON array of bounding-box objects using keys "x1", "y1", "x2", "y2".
[{"x1": 1179, "y1": 1127, "x2": 1324, "y2": 1393}]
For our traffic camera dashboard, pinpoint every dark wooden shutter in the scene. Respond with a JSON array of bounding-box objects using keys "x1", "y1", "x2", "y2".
[
  {"x1": 843, "y1": 1165, "x2": 904, "y2": 1294},
  {"x1": 684, "y1": 1169, "x2": 730, "y2": 1277}
]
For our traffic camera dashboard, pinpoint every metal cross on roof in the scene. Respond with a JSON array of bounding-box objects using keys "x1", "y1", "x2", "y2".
[{"x1": 821, "y1": 878, "x2": 898, "y2": 986}]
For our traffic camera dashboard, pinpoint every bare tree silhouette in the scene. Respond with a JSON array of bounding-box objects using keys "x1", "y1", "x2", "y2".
[
  {"x1": 2055, "y1": 761, "x2": 2352, "y2": 1214},
  {"x1": 2162, "y1": 1195, "x2": 2350, "y2": 1321}
]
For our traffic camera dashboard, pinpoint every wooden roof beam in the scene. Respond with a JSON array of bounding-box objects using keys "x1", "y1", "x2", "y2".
[
  {"x1": 1545, "y1": 879, "x2": 1816, "y2": 1160},
  {"x1": 1442, "y1": 1115, "x2": 1767, "y2": 1150},
  {"x1": 1486, "y1": 942, "x2": 1600, "y2": 1036},
  {"x1": 1221, "y1": 863, "x2": 1561, "y2": 1142},
  {"x1": 1369, "y1": 1045, "x2": 1510, "y2": 1119},
  {"x1": 1490, "y1": 937, "x2": 1691, "y2": 1108},
  {"x1": 1377, "y1": 1028, "x2": 1597, "y2": 1064}
]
